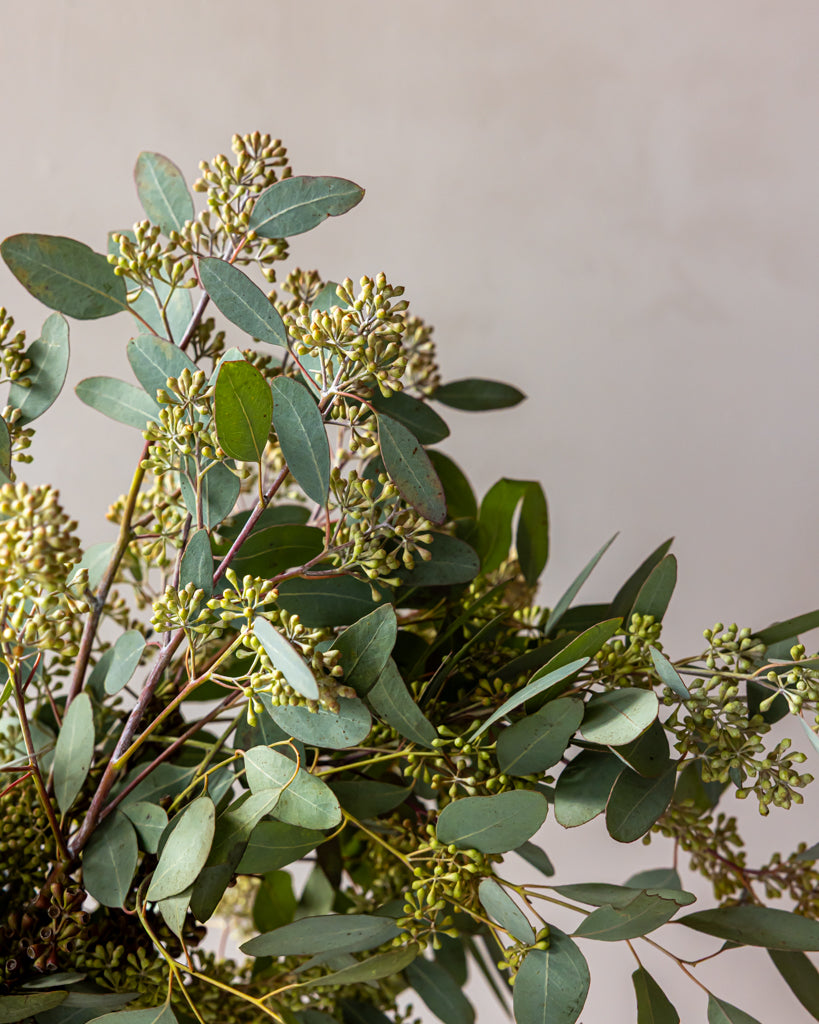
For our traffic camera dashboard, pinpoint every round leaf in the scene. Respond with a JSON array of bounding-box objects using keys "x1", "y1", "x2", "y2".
[
  {"x1": 53, "y1": 692, "x2": 95, "y2": 813},
  {"x1": 496, "y1": 697, "x2": 584, "y2": 776},
  {"x1": 606, "y1": 765, "x2": 677, "y2": 843},
  {"x1": 82, "y1": 811, "x2": 138, "y2": 908},
  {"x1": 248, "y1": 175, "x2": 365, "y2": 238},
  {"x1": 214, "y1": 359, "x2": 273, "y2": 462},
  {"x1": 397, "y1": 533, "x2": 480, "y2": 587},
  {"x1": 332, "y1": 605, "x2": 397, "y2": 696},
  {"x1": 278, "y1": 574, "x2": 388, "y2": 627},
  {"x1": 121, "y1": 801, "x2": 168, "y2": 855},
  {"x1": 244, "y1": 745, "x2": 341, "y2": 829},
  {"x1": 146, "y1": 796, "x2": 215, "y2": 902},
  {"x1": 268, "y1": 697, "x2": 371, "y2": 749},
  {"x1": 199, "y1": 257, "x2": 287, "y2": 347},
  {"x1": 126, "y1": 334, "x2": 198, "y2": 402},
  {"x1": 270, "y1": 375, "x2": 331, "y2": 505},
  {"x1": 253, "y1": 616, "x2": 319, "y2": 700},
  {"x1": 135, "y1": 151, "x2": 194, "y2": 235},
  {"x1": 580, "y1": 688, "x2": 659, "y2": 746},
  {"x1": 512, "y1": 929, "x2": 590, "y2": 1024},
  {"x1": 554, "y1": 750, "x2": 624, "y2": 828},
  {"x1": 436, "y1": 790, "x2": 548, "y2": 854},
  {"x1": 241, "y1": 913, "x2": 400, "y2": 958},
  {"x1": 8, "y1": 312, "x2": 69, "y2": 424},
  {"x1": 377, "y1": 412, "x2": 446, "y2": 524},
  {"x1": 478, "y1": 878, "x2": 535, "y2": 944}
]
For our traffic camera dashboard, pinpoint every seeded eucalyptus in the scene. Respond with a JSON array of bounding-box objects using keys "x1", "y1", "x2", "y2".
[{"x1": 0, "y1": 132, "x2": 818, "y2": 1024}]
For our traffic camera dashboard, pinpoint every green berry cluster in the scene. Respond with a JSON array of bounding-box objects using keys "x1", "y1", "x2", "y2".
[
  {"x1": 272, "y1": 267, "x2": 326, "y2": 314},
  {"x1": 0, "y1": 307, "x2": 30, "y2": 387},
  {"x1": 109, "y1": 220, "x2": 195, "y2": 291},
  {"x1": 757, "y1": 643, "x2": 819, "y2": 720},
  {"x1": 595, "y1": 613, "x2": 664, "y2": 684},
  {"x1": 498, "y1": 925, "x2": 551, "y2": 981},
  {"x1": 0, "y1": 405, "x2": 34, "y2": 466},
  {"x1": 402, "y1": 315, "x2": 440, "y2": 395},
  {"x1": 142, "y1": 368, "x2": 220, "y2": 477},
  {"x1": 109, "y1": 471, "x2": 189, "y2": 572}
]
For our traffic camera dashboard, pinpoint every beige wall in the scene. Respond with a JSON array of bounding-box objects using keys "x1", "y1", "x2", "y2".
[{"x1": 1, "y1": 1, "x2": 818, "y2": 1019}]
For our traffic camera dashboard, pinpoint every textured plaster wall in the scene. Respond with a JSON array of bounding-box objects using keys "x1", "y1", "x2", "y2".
[{"x1": 1, "y1": 2, "x2": 818, "y2": 1019}]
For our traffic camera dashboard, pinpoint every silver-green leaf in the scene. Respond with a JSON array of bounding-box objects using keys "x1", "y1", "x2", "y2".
[
  {"x1": 135, "y1": 151, "x2": 194, "y2": 235},
  {"x1": 53, "y1": 692, "x2": 95, "y2": 813},
  {"x1": 199, "y1": 257, "x2": 287, "y2": 347},
  {"x1": 8, "y1": 312, "x2": 69, "y2": 424}
]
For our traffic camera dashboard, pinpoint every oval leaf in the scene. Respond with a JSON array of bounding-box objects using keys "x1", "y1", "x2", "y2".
[
  {"x1": 253, "y1": 616, "x2": 319, "y2": 701},
  {"x1": 75, "y1": 376, "x2": 159, "y2": 429},
  {"x1": 268, "y1": 697, "x2": 371, "y2": 749},
  {"x1": 554, "y1": 750, "x2": 624, "y2": 828},
  {"x1": 512, "y1": 930, "x2": 590, "y2": 1024},
  {"x1": 304, "y1": 945, "x2": 417, "y2": 988},
  {"x1": 0, "y1": 416, "x2": 10, "y2": 478},
  {"x1": 1, "y1": 234, "x2": 127, "y2": 319},
  {"x1": 126, "y1": 334, "x2": 198, "y2": 402},
  {"x1": 214, "y1": 359, "x2": 272, "y2": 462},
  {"x1": 104, "y1": 630, "x2": 146, "y2": 695},
  {"x1": 135, "y1": 151, "x2": 194, "y2": 235},
  {"x1": 248, "y1": 176, "x2": 365, "y2": 238},
  {"x1": 436, "y1": 790, "x2": 548, "y2": 854},
  {"x1": 580, "y1": 688, "x2": 659, "y2": 746},
  {"x1": 270, "y1": 375, "x2": 330, "y2": 505},
  {"x1": 241, "y1": 913, "x2": 400, "y2": 958},
  {"x1": 146, "y1": 796, "x2": 215, "y2": 902},
  {"x1": 767, "y1": 949, "x2": 819, "y2": 1019},
  {"x1": 0, "y1": 992, "x2": 67, "y2": 1021},
  {"x1": 679, "y1": 904, "x2": 819, "y2": 952},
  {"x1": 330, "y1": 779, "x2": 411, "y2": 819},
  {"x1": 179, "y1": 528, "x2": 213, "y2": 598},
  {"x1": 244, "y1": 745, "x2": 341, "y2": 829},
  {"x1": 278, "y1": 574, "x2": 388, "y2": 627},
  {"x1": 8, "y1": 312, "x2": 69, "y2": 424},
  {"x1": 377, "y1": 412, "x2": 445, "y2": 524},
  {"x1": 478, "y1": 878, "x2": 535, "y2": 944},
  {"x1": 473, "y1": 659, "x2": 588, "y2": 741},
  {"x1": 179, "y1": 456, "x2": 240, "y2": 529},
  {"x1": 368, "y1": 389, "x2": 450, "y2": 445},
  {"x1": 53, "y1": 692, "x2": 95, "y2": 813},
  {"x1": 632, "y1": 968, "x2": 680, "y2": 1024},
  {"x1": 433, "y1": 378, "x2": 525, "y2": 411},
  {"x1": 630, "y1": 554, "x2": 677, "y2": 623},
  {"x1": 199, "y1": 257, "x2": 287, "y2": 347},
  {"x1": 610, "y1": 718, "x2": 671, "y2": 778},
  {"x1": 606, "y1": 765, "x2": 677, "y2": 843},
  {"x1": 332, "y1": 605, "x2": 397, "y2": 696},
  {"x1": 397, "y1": 533, "x2": 480, "y2": 587},
  {"x1": 427, "y1": 450, "x2": 478, "y2": 519},
  {"x1": 496, "y1": 697, "x2": 584, "y2": 776},
  {"x1": 237, "y1": 820, "x2": 325, "y2": 874},
  {"x1": 572, "y1": 889, "x2": 695, "y2": 941},
  {"x1": 405, "y1": 957, "x2": 475, "y2": 1024},
  {"x1": 87, "y1": 1007, "x2": 178, "y2": 1024},
  {"x1": 82, "y1": 811, "x2": 138, "y2": 908},
  {"x1": 367, "y1": 657, "x2": 437, "y2": 748},
  {"x1": 121, "y1": 801, "x2": 168, "y2": 855}
]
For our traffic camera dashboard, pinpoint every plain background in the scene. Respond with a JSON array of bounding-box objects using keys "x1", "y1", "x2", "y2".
[{"x1": 1, "y1": 2, "x2": 819, "y2": 1020}]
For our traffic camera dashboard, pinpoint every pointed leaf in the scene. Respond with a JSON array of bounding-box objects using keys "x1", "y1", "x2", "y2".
[
  {"x1": 368, "y1": 389, "x2": 449, "y2": 445},
  {"x1": 206, "y1": 790, "x2": 283, "y2": 866},
  {"x1": 75, "y1": 377, "x2": 159, "y2": 429},
  {"x1": 146, "y1": 796, "x2": 215, "y2": 901},
  {"x1": 244, "y1": 745, "x2": 341, "y2": 829},
  {"x1": 304, "y1": 945, "x2": 418, "y2": 987},
  {"x1": 87, "y1": 1007, "x2": 177, "y2": 1024},
  {"x1": 554, "y1": 750, "x2": 624, "y2": 827},
  {"x1": 477, "y1": 478, "x2": 530, "y2": 574},
  {"x1": 270, "y1": 375, "x2": 330, "y2": 505},
  {"x1": 707, "y1": 996, "x2": 763, "y2": 1024},
  {"x1": 253, "y1": 616, "x2": 319, "y2": 700},
  {"x1": 496, "y1": 697, "x2": 584, "y2": 776},
  {"x1": 126, "y1": 334, "x2": 198, "y2": 402},
  {"x1": 473, "y1": 659, "x2": 588, "y2": 741},
  {"x1": 507, "y1": 618, "x2": 623, "y2": 696},
  {"x1": 436, "y1": 790, "x2": 548, "y2": 854},
  {"x1": 377, "y1": 412, "x2": 445, "y2": 524},
  {"x1": 515, "y1": 840, "x2": 555, "y2": 877},
  {"x1": 104, "y1": 630, "x2": 146, "y2": 695},
  {"x1": 241, "y1": 913, "x2": 400, "y2": 957},
  {"x1": 268, "y1": 697, "x2": 371, "y2": 749},
  {"x1": 517, "y1": 482, "x2": 549, "y2": 586},
  {"x1": 433, "y1": 378, "x2": 525, "y2": 411},
  {"x1": 542, "y1": 534, "x2": 618, "y2": 636},
  {"x1": 199, "y1": 257, "x2": 287, "y2": 347},
  {"x1": 754, "y1": 609, "x2": 819, "y2": 646},
  {"x1": 768, "y1": 949, "x2": 819, "y2": 1019},
  {"x1": 367, "y1": 657, "x2": 437, "y2": 748},
  {"x1": 405, "y1": 957, "x2": 475, "y2": 1024},
  {"x1": 214, "y1": 359, "x2": 272, "y2": 462},
  {"x1": 179, "y1": 456, "x2": 240, "y2": 529},
  {"x1": 248, "y1": 176, "x2": 364, "y2": 238},
  {"x1": 8, "y1": 312, "x2": 69, "y2": 423},
  {"x1": 512, "y1": 930, "x2": 590, "y2": 1024},
  {"x1": 581, "y1": 688, "x2": 659, "y2": 746},
  {"x1": 427, "y1": 450, "x2": 477, "y2": 519},
  {"x1": 1, "y1": 234, "x2": 127, "y2": 319},
  {"x1": 649, "y1": 646, "x2": 690, "y2": 699},
  {"x1": 630, "y1": 554, "x2": 677, "y2": 623},
  {"x1": 478, "y1": 878, "x2": 535, "y2": 944},
  {"x1": 679, "y1": 904, "x2": 819, "y2": 951},
  {"x1": 610, "y1": 538, "x2": 675, "y2": 621},
  {"x1": 82, "y1": 811, "x2": 138, "y2": 909},
  {"x1": 135, "y1": 151, "x2": 194, "y2": 234},
  {"x1": 179, "y1": 528, "x2": 213, "y2": 598},
  {"x1": 632, "y1": 968, "x2": 680, "y2": 1024},
  {"x1": 332, "y1": 605, "x2": 397, "y2": 696},
  {"x1": 54, "y1": 692, "x2": 94, "y2": 812},
  {"x1": 0, "y1": 991, "x2": 67, "y2": 1022},
  {"x1": 572, "y1": 888, "x2": 695, "y2": 941},
  {"x1": 121, "y1": 801, "x2": 167, "y2": 855},
  {"x1": 606, "y1": 765, "x2": 677, "y2": 842},
  {"x1": 278, "y1": 574, "x2": 388, "y2": 627},
  {"x1": 158, "y1": 884, "x2": 192, "y2": 940},
  {"x1": 237, "y1": 820, "x2": 325, "y2": 874}
]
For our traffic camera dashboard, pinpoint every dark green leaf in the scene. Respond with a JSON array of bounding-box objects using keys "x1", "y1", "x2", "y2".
[
  {"x1": 368, "y1": 389, "x2": 449, "y2": 445},
  {"x1": 19, "y1": 973, "x2": 86, "y2": 990},
  {"x1": 103, "y1": 630, "x2": 146, "y2": 696},
  {"x1": 253, "y1": 870, "x2": 297, "y2": 933},
  {"x1": 572, "y1": 888, "x2": 695, "y2": 941},
  {"x1": 477, "y1": 478, "x2": 529, "y2": 574},
  {"x1": 126, "y1": 334, "x2": 198, "y2": 402},
  {"x1": 179, "y1": 456, "x2": 240, "y2": 529},
  {"x1": 626, "y1": 867, "x2": 681, "y2": 890},
  {"x1": 522, "y1": 619, "x2": 623, "y2": 707},
  {"x1": 377, "y1": 412, "x2": 445, "y2": 523},
  {"x1": 253, "y1": 617, "x2": 319, "y2": 701},
  {"x1": 35, "y1": 989, "x2": 136, "y2": 1024},
  {"x1": 248, "y1": 176, "x2": 364, "y2": 238},
  {"x1": 135, "y1": 151, "x2": 194, "y2": 234},
  {"x1": 367, "y1": 657, "x2": 438, "y2": 748},
  {"x1": 341, "y1": 1000, "x2": 394, "y2": 1024},
  {"x1": 214, "y1": 359, "x2": 272, "y2": 462},
  {"x1": 768, "y1": 949, "x2": 819, "y2": 1019},
  {"x1": 478, "y1": 878, "x2": 535, "y2": 944},
  {"x1": 554, "y1": 750, "x2": 624, "y2": 827},
  {"x1": 754, "y1": 610, "x2": 819, "y2": 646},
  {"x1": 496, "y1": 697, "x2": 584, "y2": 776},
  {"x1": 244, "y1": 745, "x2": 341, "y2": 829},
  {"x1": 86, "y1": 1007, "x2": 177, "y2": 1024},
  {"x1": 268, "y1": 697, "x2": 372, "y2": 749},
  {"x1": 199, "y1": 257, "x2": 287, "y2": 347},
  {"x1": 436, "y1": 790, "x2": 548, "y2": 854},
  {"x1": 433, "y1": 378, "x2": 525, "y2": 411},
  {"x1": 0, "y1": 991, "x2": 67, "y2": 1022},
  {"x1": 304, "y1": 945, "x2": 417, "y2": 987},
  {"x1": 146, "y1": 796, "x2": 215, "y2": 901},
  {"x1": 649, "y1": 646, "x2": 690, "y2": 699},
  {"x1": 630, "y1": 554, "x2": 677, "y2": 623},
  {"x1": 679, "y1": 904, "x2": 819, "y2": 951},
  {"x1": 237, "y1": 820, "x2": 325, "y2": 874},
  {"x1": 82, "y1": 811, "x2": 138, "y2": 909},
  {"x1": 270, "y1": 375, "x2": 330, "y2": 505},
  {"x1": 581, "y1": 688, "x2": 659, "y2": 746},
  {"x1": 405, "y1": 957, "x2": 475, "y2": 1024},
  {"x1": 121, "y1": 801, "x2": 168, "y2": 855},
  {"x1": 512, "y1": 930, "x2": 590, "y2": 1024},
  {"x1": 8, "y1": 312, "x2": 69, "y2": 423},
  {"x1": 53, "y1": 692, "x2": 94, "y2": 813},
  {"x1": 427, "y1": 450, "x2": 478, "y2": 519},
  {"x1": 514, "y1": 840, "x2": 555, "y2": 877},
  {"x1": 333, "y1": 605, "x2": 397, "y2": 696},
  {"x1": 330, "y1": 779, "x2": 411, "y2": 819},
  {"x1": 179, "y1": 529, "x2": 213, "y2": 598},
  {"x1": 610, "y1": 719, "x2": 670, "y2": 778},
  {"x1": 278, "y1": 574, "x2": 388, "y2": 627},
  {"x1": 75, "y1": 376, "x2": 159, "y2": 429},
  {"x1": 606, "y1": 766, "x2": 677, "y2": 842},
  {"x1": 1, "y1": 234, "x2": 127, "y2": 319},
  {"x1": 241, "y1": 912, "x2": 400, "y2": 958},
  {"x1": 216, "y1": 523, "x2": 323, "y2": 579},
  {"x1": 473, "y1": 659, "x2": 589, "y2": 741},
  {"x1": 542, "y1": 534, "x2": 619, "y2": 637},
  {"x1": 707, "y1": 996, "x2": 763, "y2": 1024},
  {"x1": 517, "y1": 482, "x2": 549, "y2": 586},
  {"x1": 397, "y1": 532, "x2": 480, "y2": 587},
  {"x1": 632, "y1": 968, "x2": 680, "y2": 1024},
  {"x1": 117, "y1": 762, "x2": 199, "y2": 808},
  {"x1": 610, "y1": 538, "x2": 674, "y2": 622}
]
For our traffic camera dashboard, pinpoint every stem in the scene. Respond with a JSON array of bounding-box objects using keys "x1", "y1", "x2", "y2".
[{"x1": 179, "y1": 291, "x2": 211, "y2": 352}]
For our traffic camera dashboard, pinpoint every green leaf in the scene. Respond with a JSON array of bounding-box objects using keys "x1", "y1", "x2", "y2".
[
  {"x1": 626, "y1": 867, "x2": 681, "y2": 890},
  {"x1": 53, "y1": 692, "x2": 94, "y2": 813},
  {"x1": 581, "y1": 688, "x2": 659, "y2": 746},
  {"x1": 254, "y1": 870, "x2": 297, "y2": 933},
  {"x1": 75, "y1": 542, "x2": 115, "y2": 591},
  {"x1": 268, "y1": 697, "x2": 371, "y2": 749},
  {"x1": 542, "y1": 533, "x2": 619, "y2": 636},
  {"x1": 397, "y1": 532, "x2": 480, "y2": 587},
  {"x1": 377, "y1": 412, "x2": 446, "y2": 524},
  {"x1": 269, "y1": 375, "x2": 330, "y2": 505},
  {"x1": 707, "y1": 996, "x2": 763, "y2": 1024},
  {"x1": 606, "y1": 765, "x2": 677, "y2": 842},
  {"x1": 121, "y1": 801, "x2": 167, "y2": 854},
  {"x1": 496, "y1": 697, "x2": 584, "y2": 776},
  {"x1": 436, "y1": 790, "x2": 548, "y2": 854},
  {"x1": 278, "y1": 574, "x2": 388, "y2": 627},
  {"x1": 304, "y1": 945, "x2": 418, "y2": 987},
  {"x1": 35, "y1": 989, "x2": 137, "y2": 1024},
  {"x1": 341, "y1": 1002, "x2": 394, "y2": 1024},
  {"x1": 135, "y1": 151, "x2": 194, "y2": 235},
  {"x1": 179, "y1": 528, "x2": 213, "y2": 598},
  {"x1": 632, "y1": 968, "x2": 680, "y2": 1024},
  {"x1": 330, "y1": 779, "x2": 411, "y2": 819},
  {"x1": 521, "y1": 619, "x2": 623, "y2": 707},
  {"x1": 82, "y1": 811, "x2": 138, "y2": 909},
  {"x1": 75, "y1": 377, "x2": 159, "y2": 429},
  {"x1": 367, "y1": 389, "x2": 449, "y2": 445},
  {"x1": 554, "y1": 750, "x2": 624, "y2": 827},
  {"x1": 0, "y1": 417, "x2": 10, "y2": 478},
  {"x1": 215, "y1": 522, "x2": 323, "y2": 580},
  {"x1": 86, "y1": 1007, "x2": 177, "y2": 1024},
  {"x1": 199, "y1": 257, "x2": 287, "y2": 347},
  {"x1": 332, "y1": 605, "x2": 397, "y2": 697},
  {"x1": 214, "y1": 359, "x2": 273, "y2": 462},
  {"x1": 754, "y1": 609, "x2": 819, "y2": 646},
  {"x1": 572, "y1": 888, "x2": 695, "y2": 941},
  {"x1": 649, "y1": 646, "x2": 690, "y2": 699},
  {"x1": 206, "y1": 790, "x2": 283, "y2": 867},
  {"x1": 478, "y1": 878, "x2": 535, "y2": 944},
  {"x1": 179, "y1": 457, "x2": 240, "y2": 529},
  {"x1": 679, "y1": 904, "x2": 819, "y2": 951},
  {"x1": 517, "y1": 482, "x2": 549, "y2": 586},
  {"x1": 477, "y1": 478, "x2": 529, "y2": 574},
  {"x1": 126, "y1": 334, "x2": 198, "y2": 402},
  {"x1": 630, "y1": 554, "x2": 677, "y2": 623},
  {"x1": 427, "y1": 450, "x2": 478, "y2": 519},
  {"x1": 433, "y1": 378, "x2": 525, "y2": 411},
  {"x1": 367, "y1": 657, "x2": 437, "y2": 748},
  {"x1": 103, "y1": 630, "x2": 146, "y2": 696},
  {"x1": 146, "y1": 796, "x2": 215, "y2": 901},
  {"x1": 405, "y1": 956, "x2": 475, "y2": 1024},
  {"x1": 248, "y1": 176, "x2": 364, "y2": 238},
  {"x1": 768, "y1": 949, "x2": 819, "y2": 1019},
  {"x1": 609, "y1": 538, "x2": 675, "y2": 621},
  {"x1": 241, "y1": 912, "x2": 400, "y2": 958},
  {"x1": 515, "y1": 840, "x2": 555, "y2": 877},
  {"x1": 473, "y1": 659, "x2": 589, "y2": 741},
  {"x1": 8, "y1": 312, "x2": 69, "y2": 423},
  {"x1": 124, "y1": 273, "x2": 192, "y2": 344},
  {"x1": 117, "y1": 762, "x2": 198, "y2": 808},
  {"x1": 1, "y1": 234, "x2": 127, "y2": 319},
  {"x1": 237, "y1": 820, "x2": 325, "y2": 874},
  {"x1": 610, "y1": 718, "x2": 670, "y2": 778},
  {"x1": 244, "y1": 745, "x2": 341, "y2": 829},
  {"x1": 512, "y1": 930, "x2": 590, "y2": 1024},
  {"x1": 158, "y1": 885, "x2": 192, "y2": 940},
  {"x1": 253, "y1": 617, "x2": 319, "y2": 701},
  {"x1": 0, "y1": 991, "x2": 67, "y2": 1022}
]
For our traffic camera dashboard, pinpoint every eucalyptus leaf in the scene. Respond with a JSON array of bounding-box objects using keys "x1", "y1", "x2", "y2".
[
  {"x1": 214, "y1": 359, "x2": 273, "y2": 462},
  {"x1": 554, "y1": 750, "x2": 624, "y2": 827},
  {"x1": 767, "y1": 949, "x2": 819, "y2": 1019},
  {"x1": 179, "y1": 528, "x2": 213, "y2": 598},
  {"x1": 397, "y1": 532, "x2": 480, "y2": 587},
  {"x1": 332, "y1": 605, "x2": 397, "y2": 696},
  {"x1": 270, "y1": 375, "x2": 331, "y2": 505},
  {"x1": 0, "y1": 990, "x2": 67, "y2": 1022},
  {"x1": 146, "y1": 796, "x2": 215, "y2": 902},
  {"x1": 630, "y1": 554, "x2": 677, "y2": 623},
  {"x1": 341, "y1": 1002, "x2": 394, "y2": 1024},
  {"x1": 517, "y1": 481, "x2": 549, "y2": 586},
  {"x1": 610, "y1": 718, "x2": 671, "y2": 778},
  {"x1": 82, "y1": 811, "x2": 138, "y2": 908},
  {"x1": 303, "y1": 945, "x2": 418, "y2": 988},
  {"x1": 609, "y1": 538, "x2": 674, "y2": 621},
  {"x1": 542, "y1": 533, "x2": 618, "y2": 637},
  {"x1": 754, "y1": 609, "x2": 819, "y2": 646},
  {"x1": 367, "y1": 389, "x2": 449, "y2": 445},
  {"x1": 473, "y1": 658, "x2": 588, "y2": 741},
  {"x1": 405, "y1": 956, "x2": 475, "y2": 1024},
  {"x1": 268, "y1": 697, "x2": 371, "y2": 749},
  {"x1": 237, "y1": 820, "x2": 325, "y2": 874},
  {"x1": 606, "y1": 765, "x2": 677, "y2": 843},
  {"x1": 512, "y1": 929, "x2": 590, "y2": 1024},
  {"x1": 580, "y1": 688, "x2": 659, "y2": 746},
  {"x1": 0, "y1": 417, "x2": 9, "y2": 478},
  {"x1": 649, "y1": 645, "x2": 691, "y2": 699},
  {"x1": 53, "y1": 692, "x2": 94, "y2": 813},
  {"x1": 75, "y1": 377, "x2": 159, "y2": 429},
  {"x1": 135, "y1": 151, "x2": 194, "y2": 234},
  {"x1": 521, "y1": 619, "x2": 623, "y2": 706},
  {"x1": 241, "y1": 913, "x2": 400, "y2": 958},
  {"x1": 199, "y1": 257, "x2": 287, "y2": 347},
  {"x1": 103, "y1": 630, "x2": 146, "y2": 695},
  {"x1": 626, "y1": 867, "x2": 681, "y2": 890},
  {"x1": 679, "y1": 904, "x2": 819, "y2": 951},
  {"x1": 572, "y1": 888, "x2": 695, "y2": 941},
  {"x1": 330, "y1": 779, "x2": 411, "y2": 819},
  {"x1": 86, "y1": 1007, "x2": 178, "y2": 1024},
  {"x1": 253, "y1": 870, "x2": 297, "y2": 933},
  {"x1": 8, "y1": 312, "x2": 69, "y2": 423},
  {"x1": 215, "y1": 523, "x2": 323, "y2": 580},
  {"x1": 478, "y1": 878, "x2": 535, "y2": 944},
  {"x1": 632, "y1": 968, "x2": 680, "y2": 1024},
  {"x1": 36, "y1": 989, "x2": 138, "y2": 1024},
  {"x1": 496, "y1": 697, "x2": 584, "y2": 776},
  {"x1": 377, "y1": 412, "x2": 446, "y2": 524},
  {"x1": 121, "y1": 801, "x2": 168, "y2": 854},
  {"x1": 707, "y1": 996, "x2": 763, "y2": 1024},
  {"x1": 248, "y1": 175, "x2": 364, "y2": 238},
  {"x1": 179, "y1": 456, "x2": 240, "y2": 529},
  {"x1": 278, "y1": 574, "x2": 388, "y2": 627},
  {"x1": 436, "y1": 790, "x2": 548, "y2": 854},
  {"x1": 126, "y1": 334, "x2": 198, "y2": 402},
  {"x1": 514, "y1": 840, "x2": 555, "y2": 877},
  {"x1": 367, "y1": 657, "x2": 437, "y2": 749},
  {"x1": 432, "y1": 378, "x2": 525, "y2": 411},
  {"x1": 158, "y1": 885, "x2": 192, "y2": 940},
  {"x1": 427, "y1": 450, "x2": 478, "y2": 519},
  {"x1": 244, "y1": 745, "x2": 341, "y2": 829},
  {"x1": 75, "y1": 542, "x2": 116, "y2": 591},
  {"x1": 253, "y1": 616, "x2": 319, "y2": 700},
  {"x1": 477, "y1": 478, "x2": 530, "y2": 575}
]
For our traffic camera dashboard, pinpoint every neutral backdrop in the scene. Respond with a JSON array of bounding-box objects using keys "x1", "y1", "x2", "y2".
[{"x1": 1, "y1": 2, "x2": 818, "y2": 1020}]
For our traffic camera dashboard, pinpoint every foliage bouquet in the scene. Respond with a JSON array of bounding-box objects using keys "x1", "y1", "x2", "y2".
[{"x1": 1, "y1": 132, "x2": 818, "y2": 1024}]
